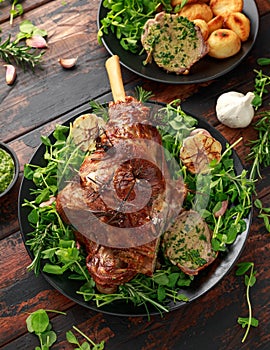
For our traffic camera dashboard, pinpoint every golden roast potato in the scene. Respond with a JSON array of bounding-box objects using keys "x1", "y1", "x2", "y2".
[
  {"x1": 224, "y1": 12, "x2": 250, "y2": 41},
  {"x1": 171, "y1": 0, "x2": 209, "y2": 6},
  {"x1": 207, "y1": 29, "x2": 241, "y2": 58},
  {"x1": 210, "y1": 0, "x2": 243, "y2": 16},
  {"x1": 193, "y1": 19, "x2": 209, "y2": 40},
  {"x1": 207, "y1": 15, "x2": 224, "y2": 34},
  {"x1": 178, "y1": 3, "x2": 213, "y2": 22}
]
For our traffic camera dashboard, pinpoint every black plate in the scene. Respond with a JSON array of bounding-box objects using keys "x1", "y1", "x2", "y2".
[
  {"x1": 97, "y1": 0, "x2": 259, "y2": 84},
  {"x1": 18, "y1": 103, "x2": 252, "y2": 316}
]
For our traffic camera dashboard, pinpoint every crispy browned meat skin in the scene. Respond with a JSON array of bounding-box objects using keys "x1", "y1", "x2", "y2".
[{"x1": 56, "y1": 97, "x2": 186, "y2": 293}]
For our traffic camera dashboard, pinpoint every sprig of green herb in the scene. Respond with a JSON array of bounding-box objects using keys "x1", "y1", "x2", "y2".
[
  {"x1": 254, "y1": 198, "x2": 270, "y2": 232},
  {"x1": 98, "y1": 0, "x2": 172, "y2": 53},
  {"x1": 246, "y1": 110, "x2": 270, "y2": 180},
  {"x1": 15, "y1": 19, "x2": 48, "y2": 43},
  {"x1": 26, "y1": 309, "x2": 66, "y2": 350},
  {"x1": 252, "y1": 59, "x2": 270, "y2": 110},
  {"x1": 66, "y1": 326, "x2": 105, "y2": 350},
  {"x1": 26, "y1": 309, "x2": 105, "y2": 349},
  {"x1": 236, "y1": 262, "x2": 259, "y2": 343},
  {"x1": 0, "y1": 35, "x2": 44, "y2": 69},
  {"x1": 10, "y1": 0, "x2": 24, "y2": 25},
  {"x1": 78, "y1": 266, "x2": 191, "y2": 317}
]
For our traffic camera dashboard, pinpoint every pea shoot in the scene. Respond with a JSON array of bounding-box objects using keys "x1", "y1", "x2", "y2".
[
  {"x1": 236, "y1": 262, "x2": 259, "y2": 343},
  {"x1": 26, "y1": 309, "x2": 105, "y2": 349}
]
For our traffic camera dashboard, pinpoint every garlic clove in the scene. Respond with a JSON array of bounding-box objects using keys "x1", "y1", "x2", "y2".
[
  {"x1": 58, "y1": 57, "x2": 78, "y2": 69},
  {"x1": 4, "y1": 64, "x2": 17, "y2": 85},
  {"x1": 26, "y1": 35, "x2": 48, "y2": 48}
]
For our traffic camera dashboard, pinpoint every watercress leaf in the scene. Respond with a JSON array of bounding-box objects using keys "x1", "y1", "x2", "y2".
[
  {"x1": 26, "y1": 314, "x2": 35, "y2": 333},
  {"x1": 66, "y1": 330, "x2": 79, "y2": 345},
  {"x1": 254, "y1": 198, "x2": 262, "y2": 209},
  {"x1": 157, "y1": 285, "x2": 166, "y2": 302},
  {"x1": 40, "y1": 330, "x2": 57, "y2": 347},
  {"x1": 35, "y1": 188, "x2": 51, "y2": 204},
  {"x1": 41, "y1": 135, "x2": 52, "y2": 146},
  {"x1": 257, "y1": 57, "x2": 270, "y2": 66},
  {"x1": 19, "y1": 20, "x2": 35, "y2": 34},
  {"x1": 249, "y1": 274, "x2": 257, "y2": 287},
  {"x1": 238, "y1": 317, "x2": 249, "y2": 328},
  {"x1": 153, "y1": 274, "x2": 169, "y2": 285},
  {"x1": 53, "y1": 124, "x2": 69, "y2": 141},
  {"x1": 28, "y1": 208, "x2": 39, "y2": 224},
  {"x1": 43, "y1": 263, "x2": 65, "y2": 275},
  {"x1": 93, "y1": 341, "x2": 105, "y2": 350},
  {"x1": 167, "y1": 272, "x2": 180, "y2": 288},
  {"x1": 24, "y1": 164, "x2": 34, "y2": 180},
  {"x1": 235, "y1": 262, "x2": 253, "y2": 276},
  {"x1": 81, "y1": 341, "x2": 91, "y2": 350},
  {"x1": 41, "y1": 247, "x2": 57, "y2": 259},
  {"x1": 32, "y1": 28, "x2": 47, "y2": 37},
  {"x1": 226, "y1": 225, "x2": 238, "y2": 244},
  {"x1": 30, "y1": 309, "x2": 50, "y2": 333}
]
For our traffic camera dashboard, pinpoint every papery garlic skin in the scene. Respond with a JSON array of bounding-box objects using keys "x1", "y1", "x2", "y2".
[{"x1": 216, "y1": 91, "x2": 255, "y2": 128}]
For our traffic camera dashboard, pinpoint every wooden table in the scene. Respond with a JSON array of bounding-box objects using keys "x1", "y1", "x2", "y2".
[{"x1": 1, "y1": 1, "x2": 270, "y2": 349}]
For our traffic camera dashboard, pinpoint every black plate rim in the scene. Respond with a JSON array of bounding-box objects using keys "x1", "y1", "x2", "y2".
[
  {"x1": 97, "y1": 0, "x2": 259, "y2": 84},
  {"x1": 18, "y1": 102, "x2": 252, "y2": 317}
]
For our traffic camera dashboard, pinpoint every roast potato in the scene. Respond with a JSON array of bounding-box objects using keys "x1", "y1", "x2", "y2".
[
  {"x1": 224, "y1": 12, "x2": 250, "y2": 41},
  {"x1": 207, "y1": 15, "x2": 224, "y2": 34},
  {"x1": 210, "y1": 0, "x2": 243, "y2": 16},
  {"x1": 171, "y1": 0, "x2": 209, "y2": 6},
  {"x1": 178, "y1": 3, "x2": 213, "y2": 22},
  {"x1": 207, "y1": 29, "x2": 241, "y2": 58},
  {"x1": 193, "y1": 19, "x2": 209, "y2": 40}
]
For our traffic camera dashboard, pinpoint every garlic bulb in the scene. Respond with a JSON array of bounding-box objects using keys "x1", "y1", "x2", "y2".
[{"x1": 216, "y1": 91, "x2": 255, "y2": 128}]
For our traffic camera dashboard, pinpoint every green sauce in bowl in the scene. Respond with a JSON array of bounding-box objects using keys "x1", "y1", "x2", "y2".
[{"x1": 0, "y1": 146, "x2": 16, "y2": 194}]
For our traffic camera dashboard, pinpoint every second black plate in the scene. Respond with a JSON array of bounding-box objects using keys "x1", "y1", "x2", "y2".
[{"x1": 97, "y1": 0, "x2": 259, "y2": 84}]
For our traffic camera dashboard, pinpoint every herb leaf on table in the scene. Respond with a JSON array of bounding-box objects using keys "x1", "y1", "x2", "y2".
[
  {"x1": 0, "y1": 35, "x2": 44, "y2": 69},
  {"x1": 236, "y1": 262, "x2": 259, "y2": 343}
]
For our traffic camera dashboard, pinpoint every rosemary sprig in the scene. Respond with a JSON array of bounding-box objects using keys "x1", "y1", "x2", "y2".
[{"x1": 0, "y1": 35, "x2": 44, "y2": 70}]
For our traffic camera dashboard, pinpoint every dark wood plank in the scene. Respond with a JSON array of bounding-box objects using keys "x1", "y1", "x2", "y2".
[{"x1": 1, "y1": 1, "x2": 270, "y2": 350}]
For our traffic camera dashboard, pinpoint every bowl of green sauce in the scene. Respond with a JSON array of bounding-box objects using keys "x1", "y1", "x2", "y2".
[{"x1": 0, "y1": 142, "x2": 19, "y2": 198}]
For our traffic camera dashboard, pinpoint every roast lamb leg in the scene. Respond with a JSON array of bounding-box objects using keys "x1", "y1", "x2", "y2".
[{"x1": 56, "y1": 55, "x2": 186, "y2": 293}]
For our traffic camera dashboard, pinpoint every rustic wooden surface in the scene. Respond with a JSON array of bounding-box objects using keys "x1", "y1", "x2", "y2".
[{"x1": 1, "y1": 0, "x2": 270, "y2": 349}]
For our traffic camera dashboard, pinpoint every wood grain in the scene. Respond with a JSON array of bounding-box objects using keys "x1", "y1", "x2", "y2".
[{"x1": 1, "y1": 1, "x2": 270, "y2": 350}]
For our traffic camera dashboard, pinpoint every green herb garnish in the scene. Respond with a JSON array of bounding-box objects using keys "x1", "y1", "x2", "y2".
[
  {"x1": 236, "y1": 262, "x2": 259, "y2": 343},
  {"x1": 26, "y1": 309, "x2": 66, "y2": 350},
  {"x1": 0, "y1": 35, "x2": 44, "y2": 69},
  {"x1": 98, "y1": 0, "x2": 172, "y2": 53},
  {"x1": 26, "y1": 309, "x2": 105, "y2": 349},
  {"x1": 247, "y1": 110, "x2": 270, "y2": 180}
]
